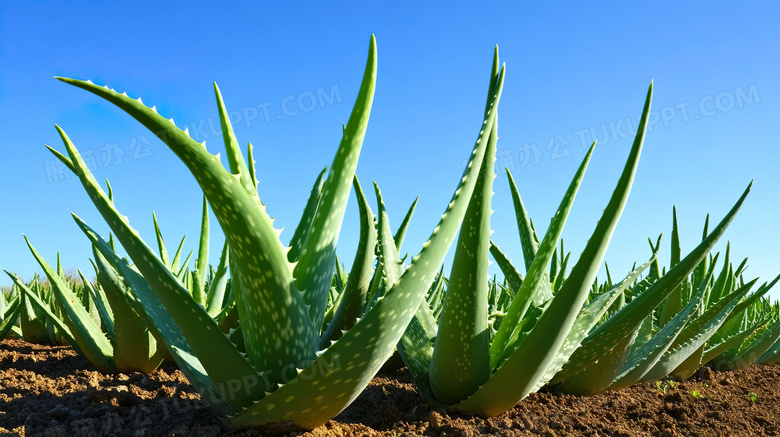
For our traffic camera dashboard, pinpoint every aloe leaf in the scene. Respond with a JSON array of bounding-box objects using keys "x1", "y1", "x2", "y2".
[
  {"x1": 610, "y1": 291, "x2": 702, "y2": 390},
  {"x1": 456, "y1": 82, "x2": 652, "y2": 416},
  {"x1": 214, "y1": 83, "x2": 255, "y2": 192},
  {"x1": 55, "y1": 71, "x2": 318, "y2": 382},
  {"x1": 205, "y1": 240, "x2": 230, "y2": 317},
  {"x1": 319, "y1": 176, "x2": 377, "y2": 348},
  {"x1": 50, "y1": 125, "x2": 268, "y2": 410},
  {"x1": 246, "y1": 142, "x2": 258, "y2": 188},
  {"x1": 395, "y1": 46, "x2": 502, "y2": 406},
  {"x1": 24, "y1": 237, "x2": 115, "y2": 372},
  {"x1": 80, "y1": 277, "x2": 102, "y2": 328},
  {"x1": 541, "y1": 251, "x2": 656, "y2": 391},
  {"x1": 670, "y1": 279, "x2": 756, "y2": 350},
  {"x1": 638, "y1": 275, "x2": 755, "y2": 381},
  {"x1": 757, "y1": 327, "x2": 780, "y2": 364},
  {"x1": 722, "y1": 273, "x2": 780, "y2": 327},
  {"x1": 669, "y1": 345, "x2": 705, "y2": 381},
  {"x1": 506, "y1": 170, "x2": 538, "y2": 272},
  {"x1": 489, "y1": 240, "x2": 523, "y2": 293},
  {"x1": 171, "y1": 235, "x2": 187, "y2": 274},
  {"x1": 709, "y1": 243, "x2": 731, "y2": 303},
  {"x1": 288, "y1": 167, "x2": 327, "y2": 264},
  {"x1": 717, "y1": 319, "x2": 780, "y2": 370},
  {"x1": 555, "y1": 181, "x2": 752, "y2": 383},
  {"x1": 152, "y1": 212, "x2": 171, "y2": 267},
  {"x1": 489, "y1": 143, "x2": 596, "y2": 370},
  {"x1": 692, "y1": 216, "x2": 711, "y2": 288},
  {"x1": 553, "y1": 252, "x2": 571, "y2": 294},
  {"x1": 0, "y1": 297, "x2": 21, "y2": 340},
  {"x1": 293, "y1": 36, "x2": 377, "y2": 330},
  {"x1": 79, "y1": 268, "x2": 115, "y2": 341},
  {"x1": 92, "y1": 246, "x2": 165, "y2": 373},
  {"x1": 19, "y1": 285, "x2": 49, "y2": 344},
  {"x1": 6, "y1": 272, "x2": 80, "y2": 352},
  {"x1": 393, "y1": 196, "x2": 419, "y2": 252},
  {"x1": 426, "y1": 267, "x2": 446, "y2": 309},
  {"x1": 0, "y1": 293, "x2": 7, "y2": 320},
  {"x1": 659, "y1": 208, "x2": 683, "y2": 325},
  {"x1": 195, "y1": 196, "x2": 210, "y2": 296},
  {"x1": 703, "y1": 321, "x2": 766, "y2": 365},
  {"x1": 228, "y1": 55, "x2": 506, "y2": 430},
  {"x1": 558, "y1": 326, "x2": 641, "y2": 396},
  {"x1": 75, "y1": 217, "x2": 245, "y2": 415},
  {"x1": 670, "y1": 206, "x2": 681, "y2": 267},
  {"x1": 430, "y1": 109, "x2": 497, "y2": 404},
  {"x1": 458, "y1": 140, "x2": 597, "y2": 410},
  {"x1": 333, "y1": 255, "x2": 346, "y2": 295}
]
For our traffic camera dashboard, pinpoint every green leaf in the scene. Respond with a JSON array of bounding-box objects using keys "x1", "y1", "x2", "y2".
[
  {"x1": 458, "y1": 82, "x2": 653, "y2": 416},
  {"x1": 24, "y1": 237, "x2": 115, "y2": 372},
  {"x1": 195, "y1": 196, "x2": 210, "y2": 297},
  {"x1": 489, "y1": 241, "x2": 523, "y2": 293},
  {"x1": 205, "y1": 240, "x2": 231, "y2": 317},
  {"x1": 541, "y1": 251, "x2": 657, "y2": 392},
  {"x1": 506, "y1": 169, "x2": 538, "y2": 272},
  {"x1": 228, "y1": 51, "x2": 506, "y2": 429},
  {"x1": 6, "y1": 272, "x2": 79, "y2": 354},
  {"x1": 556, "y1": 181, "x2": 752, "y2": 384},
  {"x1": 430, "y1": 109, "x2": 497, "y2": 404},
  {"x1": 80, "y1": 268, "x2": 115, "y2": 341},
  {"x1": 75, "y1": 217, "x2": 250, "y2": 415},
  {"x1": 393, "y1": 196, "x2": 419, "y2": 252},
  {"x1": 92, "y1": 245, "x2": 166, "y2": 373},
  {"x1": 718, "y1": 319, "x2": 780, "y2": 370},
  {"x1": 0, "y1": 297, "x2": 21, "y2": 340},
  {"x1": 54, "y1": 69, "x2": 317, "y2": 383},
  {"x1": 51, "y1": 123, "x2": 268, "y2": 410},
  {"x1": 288, "y1": 167, "x2": 327, "y2": 264},
  {"x1": 293, "y1": 35, "x2": 377, "y2": 330},
  {"x1": 489, "y1": 142, "x2": 596, "y2": 370},
  {"x1": 152, "y1": 212, "x2": 171, "y2": 267},
  {"x1": 319, "y1": 176, "x2": 377, "y2": 347},
  {"x1": 610, "y1": 291, "x2": 701, "y2": 390}
]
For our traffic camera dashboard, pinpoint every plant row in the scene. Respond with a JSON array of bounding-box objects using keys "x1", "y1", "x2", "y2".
[{"x1": 2, "y1": 36, "x2": 779, "y2": 430}]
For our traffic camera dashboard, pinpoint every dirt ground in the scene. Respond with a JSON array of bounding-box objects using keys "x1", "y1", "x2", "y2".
[{"x1": 0, "y1": 339, "x2": 778, "y2": 437}]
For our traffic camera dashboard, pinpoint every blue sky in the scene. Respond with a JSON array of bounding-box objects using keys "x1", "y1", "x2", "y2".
[{"x1": 1, "y1": 2, "x2": 778, "y2": 300}]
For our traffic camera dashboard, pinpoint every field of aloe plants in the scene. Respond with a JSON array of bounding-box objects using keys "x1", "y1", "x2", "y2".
[{"x1": 1, "y1": 33, "x2": 780, "y2": 436}]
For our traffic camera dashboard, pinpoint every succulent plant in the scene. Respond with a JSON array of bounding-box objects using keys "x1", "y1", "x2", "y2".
[{"x1": 44, "y1": 35, "x2": 508, "y2": 428}]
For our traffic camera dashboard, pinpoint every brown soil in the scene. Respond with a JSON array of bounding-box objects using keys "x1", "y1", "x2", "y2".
[{"x1": 0, "y1": 339, "x2": 778, "y2": 437}]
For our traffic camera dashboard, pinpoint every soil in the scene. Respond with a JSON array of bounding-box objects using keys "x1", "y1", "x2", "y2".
[{"x1": 1, "y1": 339, "x2": 778, "y2": 437}]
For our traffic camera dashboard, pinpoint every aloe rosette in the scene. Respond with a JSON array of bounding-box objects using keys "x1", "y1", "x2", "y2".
[
  {"x1": 0, "y1": 286, "x2": 21, "y2": 340},
  {"x1": 389, "y1": 65, "x2": 665, "y2": 415},
  {"x1": 3, "y1": 186, "x2": 227, "y2": 373},
  {"x1": 549, "y1": 202, "x2": 767, "y2": 394},
  {"x1": 45, "y1": 35, "x2": 507, "y2": 429},
  {"x1": 393, "y1": 71, "x2": 763, "y2": 415},
  {"x1": 5, "y1": 237, "x2": 173, "y2": 373}
]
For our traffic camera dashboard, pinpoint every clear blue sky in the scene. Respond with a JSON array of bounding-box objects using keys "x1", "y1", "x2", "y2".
[{"x1": 1, "y1": 2, "x2": 778, "y2": 300}]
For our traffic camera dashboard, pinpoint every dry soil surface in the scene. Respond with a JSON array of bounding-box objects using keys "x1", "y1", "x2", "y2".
[{"x1": 1, "y1": 339, "x2": 779, "y2": 436}]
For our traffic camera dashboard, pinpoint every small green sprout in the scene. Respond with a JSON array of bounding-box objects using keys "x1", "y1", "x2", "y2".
[
  {"x1": 656, "y1": 380, "x2": 678, "y2": 395},
  {"x1": 690, "y1": 389, "x2": 702, "y2": 398},
  {"x1": 748, "y1": 392, "x2": 758, "y2": 404}
]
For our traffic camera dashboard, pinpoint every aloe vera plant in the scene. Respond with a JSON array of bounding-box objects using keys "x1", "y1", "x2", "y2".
[
  {"x1": 5, "y1": 237, "x2": 172, "y2": 373},
  {"x1": 0, "y1": 286, "x2": 21, "y2": 340},
  {"x1": 8, "y1": 271, "x2": 88, "y2": 345},
  {"x1": 45, "y1": 35, "x2": 508, "y2": 428},
  {"x1": 548, "y1": 205, "x2": 769, "y2": 394},
  {"x1": 3, "y1": 185, "x2": 231, "y2": 373},
  {"x1": 385, "y1": 67, "x2": 667, "y2": 416}
]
